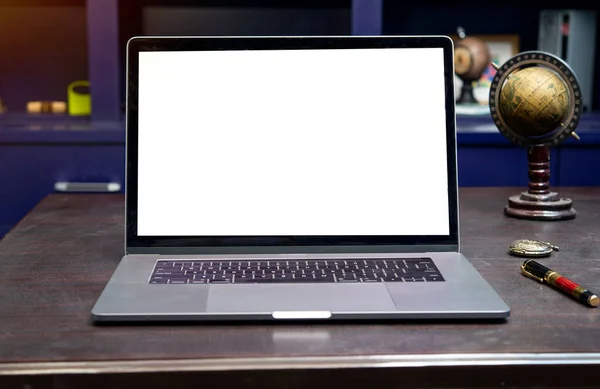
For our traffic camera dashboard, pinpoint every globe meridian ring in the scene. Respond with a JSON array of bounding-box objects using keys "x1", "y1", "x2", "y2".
[{"x1": 488, "y1": 51, "x2": 582, "y2": 147}]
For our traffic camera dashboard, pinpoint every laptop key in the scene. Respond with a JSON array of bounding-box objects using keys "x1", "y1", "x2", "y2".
[
  {"x1": 155, "y1": 271, "x2": 184, "y2": 276},
  {"x1": 235, "y1": 277, "x2": 330, "y2": 284},
  {"x1": 426, "y1": 276, "x2": 443, "y2": 281},
  {"x1": 403, "y1": 277, "x2": 425, "y2": 282}
]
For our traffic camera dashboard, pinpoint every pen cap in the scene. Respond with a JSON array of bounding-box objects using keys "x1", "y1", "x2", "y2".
[{"x1": 523, "y1": 260, "x2": 551, "y2": 278}]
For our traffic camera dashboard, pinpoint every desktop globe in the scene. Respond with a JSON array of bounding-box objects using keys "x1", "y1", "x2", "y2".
[
  {"x1": 499, "y1": 66, "x2": 570, "y2": 137},
  {"x1": 489, "y1": 51, "x2": 582, "y2": 220}
]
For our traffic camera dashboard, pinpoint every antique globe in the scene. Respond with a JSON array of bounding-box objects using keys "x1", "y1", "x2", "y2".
[
  {"x1": 499, "y1": 66, "x2": 570, "y2": 137},
  {"x1": 488, "y1": 51, "x2": 582, "y2": 220}
]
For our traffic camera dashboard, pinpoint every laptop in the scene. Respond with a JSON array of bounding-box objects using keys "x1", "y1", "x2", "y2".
[{"x1": 91, "y1": 36, "x2": 510, "y2": 322}]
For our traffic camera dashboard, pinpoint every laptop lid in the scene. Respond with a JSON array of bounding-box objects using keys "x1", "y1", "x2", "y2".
[{"x1": 125, "y1": 36, "x2": 458, "y2": 255}]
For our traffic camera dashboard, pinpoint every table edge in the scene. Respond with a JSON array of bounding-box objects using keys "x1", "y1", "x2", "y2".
[{"x1": 2, "y1": 353, "x2": 600, "y2": 376}]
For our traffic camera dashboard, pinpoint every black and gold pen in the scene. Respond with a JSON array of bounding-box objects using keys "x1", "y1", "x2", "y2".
[{"x1": 521, "y1": 260, "x2": 599, "y2": 307}]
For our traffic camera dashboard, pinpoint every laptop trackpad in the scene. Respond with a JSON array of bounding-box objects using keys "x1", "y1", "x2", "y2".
[{"x1": 206, "y1": 284, "x2": 396, "y2": 313}]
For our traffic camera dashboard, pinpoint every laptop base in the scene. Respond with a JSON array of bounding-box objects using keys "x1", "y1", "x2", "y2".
[{"x1": 92, "y1": 253, "x2": 510, "y2": 322}]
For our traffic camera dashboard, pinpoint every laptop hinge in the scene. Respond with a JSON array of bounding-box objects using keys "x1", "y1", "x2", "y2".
[{"x1": 127, "y1": 244, "x2": 459, "y2": 255}]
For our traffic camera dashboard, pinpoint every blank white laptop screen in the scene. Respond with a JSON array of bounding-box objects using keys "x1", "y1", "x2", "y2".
[{"x1": 137, "y1": 47, "x2": 450, "y2": 237}]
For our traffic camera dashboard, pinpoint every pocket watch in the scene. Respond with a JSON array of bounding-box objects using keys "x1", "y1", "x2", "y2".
[{"x1": 508, "y1": 239, "x2": 559, "y2": 257}]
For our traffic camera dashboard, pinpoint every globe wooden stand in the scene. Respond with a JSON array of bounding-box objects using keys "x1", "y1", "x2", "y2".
[{"x1": 505, "y1": 145, "x2": 576, "y2": 220}]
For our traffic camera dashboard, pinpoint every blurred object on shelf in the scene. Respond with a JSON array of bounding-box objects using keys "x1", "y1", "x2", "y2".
[
  {"x1": 0, "y1": 96, "x2": 6, "y2": 114},
  {"x1": 472, "y1": 64, "x2": 498, "y2": 104},
  {"x1": 26, "y1": 101, "x2": 67, "y2": 114},
  {"x1": 453, "y1": 27, "x2": 491, "y2": 105},
  {"x1": 27, "y1": 101, "x2": 43, "y2": 113},
  {"x1": 452, "y1": 33, "x2": 519, "y2": 106},
  {"x1": 67, "y1": 80, "x2": 91, "y2": 116},
  {"x1": 538, "y1": 10, "x2": 597, "y2": 112},
  {"x1": 474, "y1": 35, "x2": 520, "y2": 105},
  {"x1": 52, "y1": 101, "x2": 67, "y2": 113}
]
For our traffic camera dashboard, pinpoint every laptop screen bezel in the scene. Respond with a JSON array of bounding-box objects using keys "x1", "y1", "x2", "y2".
[{"x1": 125, "y1": 36, "x2": 459, "y2": 254}]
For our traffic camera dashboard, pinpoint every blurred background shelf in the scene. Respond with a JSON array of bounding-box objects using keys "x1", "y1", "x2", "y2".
[
  {"x1": 0, "y1": 0, "x2": 599, "y2": 238},
  {"x1": 456, "y1": 113, "x2": 600, "y2": 145}
]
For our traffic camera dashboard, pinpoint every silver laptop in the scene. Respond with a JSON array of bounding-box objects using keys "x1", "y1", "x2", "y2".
[{"x1": 91, "y1": 36, "x2": 510, "y2": 322}]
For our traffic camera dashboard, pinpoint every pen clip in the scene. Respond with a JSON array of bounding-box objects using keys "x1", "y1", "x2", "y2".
[{"x1": 521, "y1": 264, "x2": 544, "y2": 283}]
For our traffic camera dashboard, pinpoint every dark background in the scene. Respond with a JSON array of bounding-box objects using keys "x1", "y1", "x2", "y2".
[
  {"x1": 0, "y1": 2, "x2": 88, "y2": 111},
  {"x1": 0, "y1": 0, "x2": 598, "y2": 112}
]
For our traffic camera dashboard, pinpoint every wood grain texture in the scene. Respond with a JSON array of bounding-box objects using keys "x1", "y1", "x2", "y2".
[{"x1": 1, "y1": 188, "x2": 600, "y2": 386}]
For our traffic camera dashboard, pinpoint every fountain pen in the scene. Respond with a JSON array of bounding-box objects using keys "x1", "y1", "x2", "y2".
[{"x1": 521, "y1": 260, "x2": 599, "y2": 307}]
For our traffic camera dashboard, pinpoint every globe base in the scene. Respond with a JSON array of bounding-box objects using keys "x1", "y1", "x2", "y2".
[
  {"x1": 456, "y1": 82, "x2": 478, "y2": 104},
  {"x1": 505, "y1": 192, "x2": 576, "y2": 221}
]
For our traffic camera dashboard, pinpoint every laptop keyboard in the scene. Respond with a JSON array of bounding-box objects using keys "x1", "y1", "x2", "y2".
[{"x1": 149, "y1": 258, "x2": 444, "y2": 284}]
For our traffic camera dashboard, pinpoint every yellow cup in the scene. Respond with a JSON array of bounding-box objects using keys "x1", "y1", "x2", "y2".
[{"x1": 67, "y1": 80, "x2": 91, "y2": 116}]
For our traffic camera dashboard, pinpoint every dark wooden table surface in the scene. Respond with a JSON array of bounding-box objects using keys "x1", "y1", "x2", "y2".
[{"x1": 2, "y1": 188, "x2": 600, "y2": 388}]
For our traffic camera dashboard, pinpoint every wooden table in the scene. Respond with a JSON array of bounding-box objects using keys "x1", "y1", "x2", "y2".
[{"x1": 2, "y1": 188, "x2": 600, "y2": 388}]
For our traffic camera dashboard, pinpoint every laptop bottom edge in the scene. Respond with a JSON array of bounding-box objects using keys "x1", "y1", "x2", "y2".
[{"x1": 91, "y1": 310, "x2": 510, "y2": 323}]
